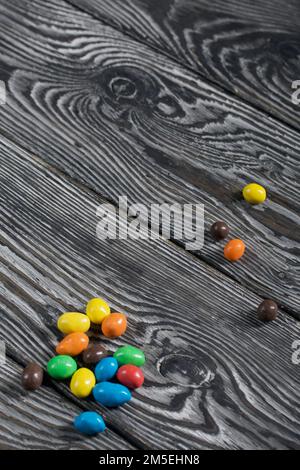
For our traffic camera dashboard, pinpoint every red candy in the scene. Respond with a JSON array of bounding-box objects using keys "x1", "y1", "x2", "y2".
[{"x1": 116, "y1": 365, "x2": 144, "y2": 389}]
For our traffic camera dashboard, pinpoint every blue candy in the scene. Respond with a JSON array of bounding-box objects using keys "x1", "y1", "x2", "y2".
[
  {"x1": 93, "y1": 382, "x2": 131, "y2": 407},
  {"x1": 74, "y1": 411, "x2": 106, "y2": 435},
  {"x1": 95, "y1": 357, "x2": 118, "y2": 382}
]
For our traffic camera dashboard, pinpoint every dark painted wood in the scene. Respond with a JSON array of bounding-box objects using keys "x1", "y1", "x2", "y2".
[
  {"x1": 0, "y1": 357, "x2": 136, "y2": 450},
  {"x1": 67, "y1": 0, "x2": 300, "y2": 130},
  {"x1": 1, "y1": 137, "x2": 300, "y2": 449},
  {"x1": 0, "y1": 0, "x2": 299, "y2": 316}
]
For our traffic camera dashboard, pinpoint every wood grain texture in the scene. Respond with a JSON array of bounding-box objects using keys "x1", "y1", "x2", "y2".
[
  {"x1": 0, "y1": 0, "x2": 299, "y2": 316},
  {"x1": 1, "y1": 137, "x2": 300, "y2": 450},
  {"x1": 67, "y1": 0, "x2": 300, "y2": 130},
  {"x1": 0, "y1": 357, "x2": 136, "y2": 450}
]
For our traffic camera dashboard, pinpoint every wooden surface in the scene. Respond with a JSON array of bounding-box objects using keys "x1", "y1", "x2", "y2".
[
  {"x1": 67, "y1": 0, "x2": 300, "y2": 130},
  {"x1": 0, "y1": 0, "x2": 299, "y2": 450},
  {"x1": 0, "y1": 0, "x2": 299, "y2": 317},
  {"x1": 0, "y1": 358, "x2": 136, "y2": 450}
]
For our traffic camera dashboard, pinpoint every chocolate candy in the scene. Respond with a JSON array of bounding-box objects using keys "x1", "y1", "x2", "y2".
[
  {"x1": 257, "y1": 299, "x2": 278, "y2": 322},
  {"x1": 86, "y1": 298, "x2": 110, "y2": 324},
  {"x1": 82, "y1": 344, "x2": 109, "y2": 364},
  {"x1": 74, "y1": 411, "x2": 106, "y2": 435},
  {"x1": 57, "y1": 312, "x2": 90, "y2": 334},
  {"x1": 224, "y1": 239, "x2": 246, "y2": 262},
  {"x1": 70, "y1": 368, "x2": 96, "y2": 398},
  {"x1": 93, "y1": 382, "x2": 131, "y2": 407},
  {"x1": 95, "y1": 357, "x2": 118, "y2": 382},
  {"x1": 210, "y1": 221, "x2": 229, "y2": 240},
  {"x1": 22, "y1": 363, "x2": 44, "y2": 391},
  {"x1": 114, "y1": 345, "x2": 145, "y2": 367},
  {"x1": 101, "y1": 313, "x2": 127, "y2": 338},
  {"x1": 56, "y1": 332, "x2": 89, "y2": 357},
  {"x1": 117, "y1": 365, "x2": 144, "y2": 389},
  {"x1": 243, "y1": 183, "x2": 267, "y2": 205},
  {"x1": 47, "y1": 355, "x2": 77, "y2": 380}
]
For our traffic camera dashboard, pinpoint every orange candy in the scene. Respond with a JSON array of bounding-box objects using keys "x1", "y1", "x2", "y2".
[
  {"x1": 101, "y1": 313, "x2": 127, "y2": 338},
  {"x1": 56, "y1": 332, "x2": 89, "y2": 356},
  {"x1": 224, "y1": 239, "x2": 246, "y2": 262}
]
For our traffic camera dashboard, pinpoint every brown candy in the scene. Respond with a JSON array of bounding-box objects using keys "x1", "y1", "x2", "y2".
[
  {"x1": 82, "y1": 344, "x2": 109, "y2": 364},
  {"x1": 257, "y1": 299, "x2": 278, "y2": 322},
  {"x1": 210, "y1": 221, "x2": 230, "y2": 240},
  {"x1": 22, "y1": 363, "x2": 44, "y2": 391}
]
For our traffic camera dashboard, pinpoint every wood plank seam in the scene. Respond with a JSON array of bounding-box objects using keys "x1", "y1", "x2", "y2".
[
  {"x1": 0, "y1": 130, "x2": 296, "y2": 322},
  {"x1": 63, "y1": 0, "x2": 300, "y2": 133},
  {"x1": 3, "y1": 348, "x2": 142, "y2": 449},
  {"x1": 0, "y1": 0, "x2": 298, "y2": 316},
  {"x1": 1, "y1": 137, "x2": 300, "y2": 449}
]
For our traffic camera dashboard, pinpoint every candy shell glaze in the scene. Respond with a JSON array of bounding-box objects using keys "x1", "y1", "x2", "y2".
[
  {"x1": 95, "y1": 357, "x2": 118, "y2": 382},
  {"x1": 22, "y1": 363, "x2": 44, "y2": 391},
  {"x1": 47, "y1": 355, "x2": 77, "y2": 380},
  {"x1": 113, "y1": 345, "x2": 145, "y2": 367},
  {"x1": 257, "y1": 299, "x2": 278, "y2": 322},
  {"x1": 101, "y1": 313, "x2": 127, "y2": 338},
  {"x1": 56, "y1": 332, "x2": 89, "y2": 356},
  {"x1": 224, "y1": 239, "x2": 246, "y2": 262},
  {"x1": 210, "y1": 221, "x2": 230, "y2": 241},
  {"x1": 117, "y1": 365, "x2": 144, "y2": 389},
  {"x1": 70, "y1": 368, "x2": 96, "y2": 398},
  {"x1": 74, "y1": 411, "x2": 106, "y2": 435},
  {"x1": 82, "y1": 344, "x2": 110, "y2": 364},
  {"x1": 86, "y1": 298, "x2": 110, "y2": 324},
  {"x1": 57, "y1": 312, "x2": 90, "y2": 334},
  {"x1": 93, "y1": 382, "x2": 131, "y2": 407},
  {"x1": 242, "y1": 183, "x2": 267, "y2": 205}
]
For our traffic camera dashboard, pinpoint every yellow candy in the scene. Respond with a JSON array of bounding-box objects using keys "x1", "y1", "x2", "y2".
[
  {"x1": 242, "y1": 183, "x2": 267, "y2": 205},
  {"x1": 86, "y1": 298, "x2": 110, "y2": 324},
  {"x1": 70, "y1": 368, "x2": 96, "y2": 398},
  {"x1": 57, "y1": 312, "x2": 90, "y2": 334}
]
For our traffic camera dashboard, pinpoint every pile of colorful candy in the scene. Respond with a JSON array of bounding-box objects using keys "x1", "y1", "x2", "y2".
[
  {"x1": 21, "y1": 181, "x2": 278, "y2": 437},
  {"x1": 210, "y1": 182, "x2": 278, "y2": 321},
  {"x1": 22, "y1": 298, "x2": 146, "y2": 436}
]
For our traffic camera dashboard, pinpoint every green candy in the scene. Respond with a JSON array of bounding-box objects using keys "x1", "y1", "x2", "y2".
[
  {"x1": 113, "y1": 345, "x2": 145, "y2": 367},
  {"x1": 47, "y1": 355, "x2": 77, "y2": 380}
]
